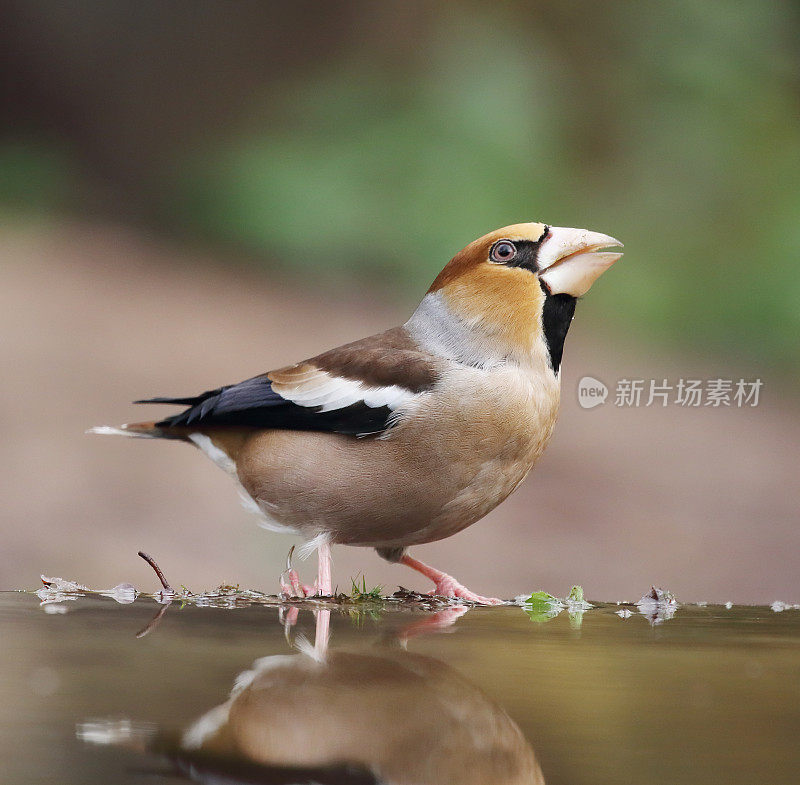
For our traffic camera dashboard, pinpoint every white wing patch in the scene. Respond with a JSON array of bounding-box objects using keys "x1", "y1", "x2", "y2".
[{"x1": 272, "y1": 370, "x2": 419, "y2": 414}]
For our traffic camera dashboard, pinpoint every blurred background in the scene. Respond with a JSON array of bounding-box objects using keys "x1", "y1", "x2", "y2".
[{"x1": 1, "y1": 1, "x2": 798, "y2": 603}]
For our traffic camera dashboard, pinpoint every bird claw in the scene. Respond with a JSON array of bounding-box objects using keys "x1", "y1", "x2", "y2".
[
  {"x1": 279, "y1": 568, "x2": 316, "y2": 598},
  {"x1": 429, "y1": 575, "x2": 503, "y2": 606},
  {"x1": 280, "y1": 545, "x2": 314, "y2": 598}
]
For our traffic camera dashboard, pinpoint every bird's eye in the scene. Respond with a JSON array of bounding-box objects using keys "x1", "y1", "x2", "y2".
[{"x1": 490, "y1": 240, "x2": 517, "y2": 263}]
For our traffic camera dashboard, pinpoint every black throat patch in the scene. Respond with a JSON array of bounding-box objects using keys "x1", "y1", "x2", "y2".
[{"x1": 539, "y1": 285, "x2": 577, "y2": 374}]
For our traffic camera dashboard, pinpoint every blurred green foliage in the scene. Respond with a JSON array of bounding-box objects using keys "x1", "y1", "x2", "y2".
[
  {"x1": 2, "y1": 1, "x2": 798, "y2": 370},
  {"x1": 172, "y1": 3, "x2": 800, "y2": 370},
  {"x1": 0, "y1": 140, "x2": 74, "y2": 212}
]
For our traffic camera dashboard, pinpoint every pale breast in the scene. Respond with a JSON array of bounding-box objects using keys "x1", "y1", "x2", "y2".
[{"x1": 387, "y1": 363, "x2": 560, "y2": 544}]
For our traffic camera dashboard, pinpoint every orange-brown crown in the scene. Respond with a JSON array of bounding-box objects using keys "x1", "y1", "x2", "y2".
[{"x1": 428, "y1": 223, "x2": 548, "y2": 294}]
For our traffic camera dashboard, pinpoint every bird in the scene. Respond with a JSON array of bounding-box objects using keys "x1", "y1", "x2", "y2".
[{"x1": 90, "y1": 222, "x2": 622, "y2": 604}]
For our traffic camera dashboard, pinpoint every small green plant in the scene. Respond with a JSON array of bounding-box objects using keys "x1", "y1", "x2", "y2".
[
  {"x1": 523, "y1": 590, "x2": 563, "y2": 623},
  {"x1": 349, "y1": 575, "x2": 383, "y2": 602},
  {"x1": 566, "y1": 585, "x2": 585, "y2": 603},
  {"x1": 344, "y1": 575, "x2": 384, "y2": 627}
]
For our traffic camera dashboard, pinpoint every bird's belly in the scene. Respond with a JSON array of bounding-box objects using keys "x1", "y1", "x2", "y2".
[
  {"x1": 395, "y1": 412, "x2": 558, "y2": 544},
  {"x1": 235, "y1": 368, "x2": 560, "y2": 548}
]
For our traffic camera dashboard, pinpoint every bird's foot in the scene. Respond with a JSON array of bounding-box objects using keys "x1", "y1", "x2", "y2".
[
  {"x1": 279, "y1": 569, "x2": 316, "y2": 598},
  {"x1": 429, "y1": 574, "x2": 503, "y2": 606},
  {"x1": 280, "y1": 544, "x2": 324, "y2": 598},
  {"x1": 399, "y1": 554, "x2": 503, "y2": 605}
]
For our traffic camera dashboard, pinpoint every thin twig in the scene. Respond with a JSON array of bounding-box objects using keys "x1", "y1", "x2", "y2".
[{"x1": 138, "y1": 551, "x2": 174, "y2": 593}]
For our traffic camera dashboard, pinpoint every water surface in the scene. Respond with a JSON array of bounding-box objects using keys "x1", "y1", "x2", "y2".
[{"x1": 1, "y1": 592, "x2": 798, "y2": 784}]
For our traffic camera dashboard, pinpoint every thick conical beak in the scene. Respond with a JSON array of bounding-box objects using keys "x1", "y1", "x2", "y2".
[{"x1": 537, "y1": 226, "x2": 623, "y2": 297}]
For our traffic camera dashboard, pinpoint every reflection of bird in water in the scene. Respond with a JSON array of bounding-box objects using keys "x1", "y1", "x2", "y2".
[
  {"x1": 179, "y1": 610, "x2": 544, "y2": 785},
  {"x1": 79, "y1": 608, "x2": 544, "y2": 784}
]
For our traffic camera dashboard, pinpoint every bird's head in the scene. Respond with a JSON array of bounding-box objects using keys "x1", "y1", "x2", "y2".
[{"x1": 408, "y1": 223, "x2": 623, "y2": 374}]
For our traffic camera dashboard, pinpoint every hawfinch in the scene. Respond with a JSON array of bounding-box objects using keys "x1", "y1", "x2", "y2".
[{"x1": 91, "y1": 223, "x2": 622, "y2": 603}]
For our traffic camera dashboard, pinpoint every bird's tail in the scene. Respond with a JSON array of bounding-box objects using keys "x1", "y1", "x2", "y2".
[{"x1": 86, "y1": 421, "x2": 186, "y2": 440}]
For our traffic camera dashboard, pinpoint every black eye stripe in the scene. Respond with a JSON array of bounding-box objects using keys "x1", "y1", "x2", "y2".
[{"x1": 488, "y1": 227, "x2": 550, "y2": 271}]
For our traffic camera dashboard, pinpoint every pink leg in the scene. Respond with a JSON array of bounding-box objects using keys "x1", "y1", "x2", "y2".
[
  {"x1": 400, "y1": 554, "x2": 503, "y2": 605},
  {"x1": 316, "y1": 540, "x2": 332, "y2": 596}
]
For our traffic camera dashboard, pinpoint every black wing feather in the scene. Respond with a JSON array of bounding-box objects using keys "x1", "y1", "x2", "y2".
[
  {"x1": 133, "y1": 390, "x2": 225, "y2": 406},
  {"x1": 137, "y1": 375, "x2": 392, "y2": 436}
]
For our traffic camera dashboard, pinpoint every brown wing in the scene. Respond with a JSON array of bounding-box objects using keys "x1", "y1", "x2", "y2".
[{"x1": 136, "y1": 327, "x2": 439, "y2": 437}]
